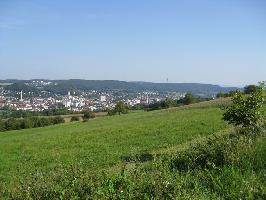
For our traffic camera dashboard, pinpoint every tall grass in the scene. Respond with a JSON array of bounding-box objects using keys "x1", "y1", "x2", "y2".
[{"x1": 2, "y1": 127, "x2": 265, "y2": 199}]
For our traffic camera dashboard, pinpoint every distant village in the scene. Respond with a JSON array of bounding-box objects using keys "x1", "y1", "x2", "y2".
[{"x1": 0, "y1": 80, "x2": 187, "y2": 112}]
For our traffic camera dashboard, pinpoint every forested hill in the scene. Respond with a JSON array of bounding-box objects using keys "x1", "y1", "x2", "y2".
[{"x1": 1, "y1": 79, "x2": 239, "y2": 95}]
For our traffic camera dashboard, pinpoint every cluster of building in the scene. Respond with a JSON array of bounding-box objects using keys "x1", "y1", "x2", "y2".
[
  {"x1": 26, "y1": 80, "x2": 53, "y2": 87},
  {"x1": 0, "y1": 87, "x2": 186, "y2": 112}
]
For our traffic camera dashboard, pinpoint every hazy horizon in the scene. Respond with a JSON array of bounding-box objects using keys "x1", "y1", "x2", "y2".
[
  {"x1": 1, "y1": 0, "x2": 265, "y2": 86},
  {"x1": 0, "y1": 78, "x2": 245, "y2": 88}
]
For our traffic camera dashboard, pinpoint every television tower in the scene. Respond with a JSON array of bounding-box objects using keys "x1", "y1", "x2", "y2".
[{"x1": 20, "y1": 91, "x2": 23, "y2": 102}]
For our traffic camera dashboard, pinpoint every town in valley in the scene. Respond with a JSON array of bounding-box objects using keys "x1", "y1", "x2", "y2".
[{"x1": 0, "y1": 80, "x2": 189, "y2": 112}]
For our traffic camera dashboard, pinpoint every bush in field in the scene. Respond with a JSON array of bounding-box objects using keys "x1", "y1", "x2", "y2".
[
  {"x1": 82, "y1": 110, "x2": 95, "y2": 120},
  {"x1": 70, "y1": 116, "x2": 80, "y2": 122},
  {"x1": 223, "y1": 85, "x2": 264, "y2": 129},
  {"x1": 52, "y1": 116, "x2": 65, "y2": 124}
]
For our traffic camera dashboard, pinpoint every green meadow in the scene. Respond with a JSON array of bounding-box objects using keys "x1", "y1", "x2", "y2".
[
  {"x1": 0, "y1": 107, "x2": 226, "y2": 182},
  {"x1": 0, "y1": 100, "x2": 265, "y2": 199}
]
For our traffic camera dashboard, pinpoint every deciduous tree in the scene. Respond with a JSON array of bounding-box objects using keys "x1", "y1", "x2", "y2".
[{"x1": 223, "y1": 84, "x2": 264, "y2": 130}]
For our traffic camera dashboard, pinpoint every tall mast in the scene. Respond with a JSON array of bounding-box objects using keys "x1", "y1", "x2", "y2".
[{"x1": 20, "y1": 91, "x2": 23, "y2": 102}]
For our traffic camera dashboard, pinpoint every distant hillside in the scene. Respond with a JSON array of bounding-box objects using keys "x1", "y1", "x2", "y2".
[
  {"x1": 4, "y1": 82, "x2": 38, "y2": 93},
  {"x1": 43, "y1": 80, "x2": 240, "y2": 95},
  {"x1": 1, "y1": 79, "x2": 239, "y2": 95},
  {"x1": 131, "y1": 81, "x2": 238, "y2": 93}
]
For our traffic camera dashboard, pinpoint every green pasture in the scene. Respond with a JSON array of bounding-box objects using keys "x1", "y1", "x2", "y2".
[{"x1": 0, "y1": 107, "x2": 226, "y2": 183}]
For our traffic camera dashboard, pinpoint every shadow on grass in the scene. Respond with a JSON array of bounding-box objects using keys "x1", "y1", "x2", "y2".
[{"x1": 121, "y1": 152, "x2": 154, "y2": 163}]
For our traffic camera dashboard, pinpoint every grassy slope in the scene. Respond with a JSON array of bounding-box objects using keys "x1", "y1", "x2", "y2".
[{"x1": 0, "y1": 106, "x2": 227, "y2": 183}]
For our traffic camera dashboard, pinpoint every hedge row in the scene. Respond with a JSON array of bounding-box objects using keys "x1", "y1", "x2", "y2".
[{"x1": 0, "y1": 116, "x2": 65, "y2": 132}]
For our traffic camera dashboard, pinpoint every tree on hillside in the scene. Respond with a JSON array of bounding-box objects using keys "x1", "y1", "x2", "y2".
[
  {"x1": 216, "y1": 92, "x2": 227, "y2": 98},
  {"x1": 5, "y1": 83, "x2": 37, "y2": 93},
  {"x1": 223, "y1": 84, "x2": 264, "y2": 130},
  {"x1": 115, "y1": 101, "x2": 128, "y2": 115},
  {"x1": 216, "y1": 90, "x2": 238, "y2": 98},
  {"x1": 183, "y1": 92, "x2": 195, "y2": 105},
  {"x1": 244, "y1": 85, "x2": 260, "y2": 94}
]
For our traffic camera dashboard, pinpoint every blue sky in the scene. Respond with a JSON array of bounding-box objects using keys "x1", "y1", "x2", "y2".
[{"x1": 0, "y1": 0, "x2": 265, "y2": 86}]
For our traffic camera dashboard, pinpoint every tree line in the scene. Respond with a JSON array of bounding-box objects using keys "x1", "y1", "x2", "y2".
[
  {"x1": 216, "y1": 84, "x2": 262, "y2": 98},
  {"x1": 0, "y1": 110, "x2": 96, "y2": 132},
  {"x1": 108, "y1": 84, "x2": 265, "y2": 115},
  {"x1": 108, "y1": 92, "x2": 211, "y2": 115},
  {"x1": 0, "y1": 108, "x2": 77, "y2": 119},
  {"x1": 136, "y1": 93, "x2": 211, "y2": 112},
  {"x1": 0, "y1": 116, "x2": 65, "y2": 132}
]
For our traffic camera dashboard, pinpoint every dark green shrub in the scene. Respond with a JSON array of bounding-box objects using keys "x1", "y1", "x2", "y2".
[
  {"x1": 37, "y1": 117, "x2": 52, "y2": 127},
  {"x1": 52, "y1": 116, "x2": 65, "y2": 124},
  {"x1": 21, "y1": 118, "x2": 33, "y2": 129},
  {"x1": 0, "y1": 120, "x2": 6, "y2": 131},
  {"x1": 82, "y1": 111, "x2": 95, "y2": 120},
  {"x1": 30, "y1": 117, "x2": 41, "y2": 128},
  {"x1": 107, "y1": 109, "x2": 116, "y2": 116},
  {"x1": 70, "y1": 116, "x2": 80, "y2": 122},
  {"x1": 4, "y1": 118, "x2": 21, "y2": 131}
]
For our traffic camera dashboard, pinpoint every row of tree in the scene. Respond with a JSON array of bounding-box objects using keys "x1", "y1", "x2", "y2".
[
  {"x1": 0, "y1": 110, "x2": 96, "y2": 132},
  {"x1": 0, "y1": 108, "x2": 76, "y2": 119},
  {"x1": 0, "y1": 116, "x2": 65, "y2": 132},
  {"x1": 216, "y1": 84, "x2": 263, "y2": 98},
  {"x1": 108, "y1": 93, "x2": 211, "y2": 114},
  {"x1": 144, "y1": 93, "x2": 211, "y2": 111}
]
